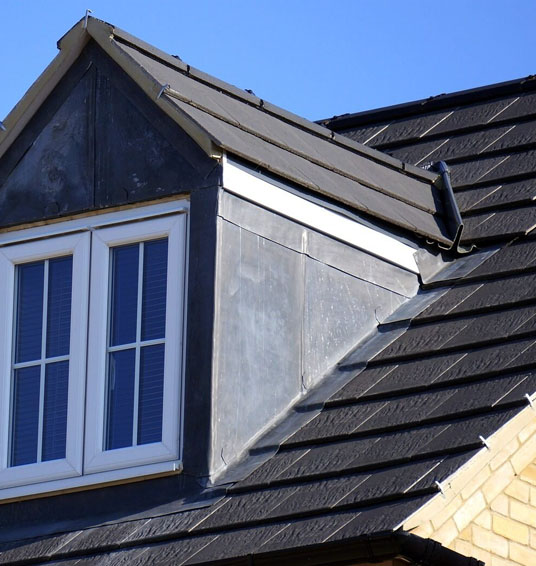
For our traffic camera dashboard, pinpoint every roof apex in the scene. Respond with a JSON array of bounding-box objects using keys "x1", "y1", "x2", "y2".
[{"x1": 0, "y1": 16, "x2": 461, "y2": 248}]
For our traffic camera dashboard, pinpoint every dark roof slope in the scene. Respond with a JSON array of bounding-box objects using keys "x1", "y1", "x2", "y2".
[
  {"x1": 321, "y1": 75, "x2": 536, "y2": 246},
  {"x1": 1, "y1": 229, "x2": 528, "y2": 566}
]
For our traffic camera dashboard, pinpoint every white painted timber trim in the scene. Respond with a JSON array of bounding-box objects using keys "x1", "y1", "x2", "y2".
[
  {"x1": 0, "y1": 459, "x2": 182, "y2": 502},
  {"x1": 222, "y1": 156, "x2": 419, "y2": 273},
  {"x1": 0, "y1": 199, "x2": 189, "y2": 248}
]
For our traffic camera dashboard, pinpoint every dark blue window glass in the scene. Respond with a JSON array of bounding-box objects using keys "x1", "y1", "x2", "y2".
[
  {"x1": 138, "y1": 344, "x2": 165, "y2": 445},
  {"x1": 106, "y1": 238, "x2": 169, "y2": 451},
  {"x1": 11, "y1": 256, "x2": 73, "y2": 468},
  {"x1": 46, "y1": 257, "x2": 73, "y2": 358},
  {"x1": 106, "y1": 349, "x2": 135, "y2": 450},
  {"x1": 15, "y1": 262, "x2": 44, "y2": 363},
  {"x1": 110, "y1": 245, "x2": 139, "y2": 346},
  {"x1": 11, "y1": 366, "x2": 40, "y2": 466},
  {"x1": 141, "y1": 239, "x2": 168, "y2": 341},
  {"x1": 42, "y1": 361, "x2": 69, "y2": 461}
]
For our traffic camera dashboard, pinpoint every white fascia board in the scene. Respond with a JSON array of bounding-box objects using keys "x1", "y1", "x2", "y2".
[{"x1": 222, "y1": 156, "x2": 419, "y2": 274}]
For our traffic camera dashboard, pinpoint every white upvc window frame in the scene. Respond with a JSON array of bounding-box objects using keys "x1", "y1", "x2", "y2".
[
  {"x1": 0, "y1": 232, "x2": 90, "y2": 489},
  {"x1": 0, "y1": 200, "x2": 188, "y2": 501},
  {"x1": 85, "y1": 214, "x2": 187, "y2": 474}
]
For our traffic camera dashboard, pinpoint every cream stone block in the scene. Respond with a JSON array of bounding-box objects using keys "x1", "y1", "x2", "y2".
[
  {"x1": 471, "y1": 524, "x2": 509, "y2": 557},
  {"x1": 509, "y1": 541, "x2": 536, "y2": 566},
  {"x1": 482, "y1": 462, "x2": 516, "y2": 504},
  {"x1": 490, "y1": 556, "x2": 521, "y2": 566},
  {"x1": 433, "y1": 517, "x2": 459, "y2": 546},
  {"x1": 402, "y1": 492, "x2": 453, "y2": 531},
  {"x1": 490, "y1": 408, "x2": 534, "y2": 450},
  {"x1": 490, "y1": 494, "x2": 509, "y2": 515},
  {"x1": 490, "y1": 438, "x2": 520, "y2": 472},
  {"x1": 530, "y1": 486, "x2": 536, "y2": 506},
  {"x1": 454, "y1": 539, "x2": 491, "y2": 564},
  {"x1": 510, "y1": 499, "x2": 536, "y2": 528},
  {"x1": 454, "y1": 491, "x2": 486, "y2": 531},
  {"x1": 505, "y1": 478, "x2": 530, "y2": 503},
  {"x1": 512, "y1": 435, "x2": 536, "y2": 475},
  {"x1": 517, "y1": 417, "x2": 536, "y2": 444},
  {"x1": 459, "y1": 525, "x2": 471, "y2": 541},
  {"x1": 530, "y1": 527, "x2": 536, "y2": 547},
  {"x1": 410, "y1": 520, "x2": 433, "y2": 538},
  {"x1": 493, "y1": 515, "x2": 529, "y2": 544},
  {"x1": 403, "y1": 412, "x2": 536, "y2": 538},
  {"x1": 475, "y1": 509, "x2": 492, "y2": 529},
  {"x1": 452, "y1": 539, "x2": 474, "y2": 555},
  {"x1": 461, "y1": 465, "x2": 491, "y2": 500},
  {"x1": 430, "y1": 495, "x2": 463, "y2": 530},
  {"x1": 519, "y1": 464, "x2": 536, "y2": 486},
  {"x1": 446, "y1": 456, "x2": 489, "y2": 496}
]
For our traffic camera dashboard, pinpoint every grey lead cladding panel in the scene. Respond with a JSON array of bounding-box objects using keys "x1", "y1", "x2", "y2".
[
  {"x1": 212, "y1": 213, "x2": 414, "y2": 475},
  {"x1": 306, "y1": 230, "x2": 418, "y2": 298},
  {"x1": 211, "y1": 219, "x2": 303, "y2": 475},
  {"x1": 219, "y1": 190, "x2": 304, "y2": 252},
  {"x1": 302, "y1": 258, "x2": 407, "y2": 389},
  {"x1": 219, "y1": 191, "x2": 419, "y2": 297}
]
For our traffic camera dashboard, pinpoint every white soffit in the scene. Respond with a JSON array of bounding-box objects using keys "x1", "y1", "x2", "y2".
[{"x1": 222, "y1": 156, "x2": 419, "y2": 274}]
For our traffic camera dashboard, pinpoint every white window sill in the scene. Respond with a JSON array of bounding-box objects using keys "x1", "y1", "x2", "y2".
[{"x1": 0, "y1": 459, "x2": 183, "y2": 503}]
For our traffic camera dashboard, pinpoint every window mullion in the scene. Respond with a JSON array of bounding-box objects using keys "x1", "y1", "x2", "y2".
[
  {"x1": 14, "y1": 354, "x2": 70, "y2": 370},
  {"x1": 132, "y1": 242, "x2": 144, "y2": 447},
  {"x1": 36, "y1": 259, "x2": 49, "y2": 463},
  {"x1": 108, "y1": 338, "x2": 165, "y2": 353}
]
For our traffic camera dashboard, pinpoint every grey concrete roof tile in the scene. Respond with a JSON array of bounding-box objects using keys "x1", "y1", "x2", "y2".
[
  {"x1": 456, "y1": 178, "x2": 536, "y2": 213},
  {"x1": 462, "y1": 206, "x2": 536, "y2": 243}
]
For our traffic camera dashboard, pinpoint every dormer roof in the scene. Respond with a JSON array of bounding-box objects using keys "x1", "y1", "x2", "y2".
[{"x1": 0, "y1": 17, "x2": 459, "y2": 248}]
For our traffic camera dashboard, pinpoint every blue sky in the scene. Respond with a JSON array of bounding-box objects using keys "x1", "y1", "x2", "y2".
[{"x1": 1, "y1": 1, "x2": 535, "y2": 122}]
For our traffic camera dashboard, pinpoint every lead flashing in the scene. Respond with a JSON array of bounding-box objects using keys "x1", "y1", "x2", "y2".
[{"x1": 222, "y1": 155, "x2": 420, "y2": 273}]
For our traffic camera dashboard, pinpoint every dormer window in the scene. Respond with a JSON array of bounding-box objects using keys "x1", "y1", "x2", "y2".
[{"x1": 0, "y1": 202, "x2": 187, "y2": 500}]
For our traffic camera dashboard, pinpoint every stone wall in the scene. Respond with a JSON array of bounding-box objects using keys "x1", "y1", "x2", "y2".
[
  {"x1": 403, "y1": 405, "x2": 536, "y2": 565},
  {"x1": 451, "y1": 459, "x2": 536, "y2": 565}
]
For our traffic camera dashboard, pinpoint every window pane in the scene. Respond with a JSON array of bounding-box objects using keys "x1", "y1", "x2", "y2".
[
  {"x1": 110, "y1": 244, "x2": 139, "y2": 346},
  {"x1": 15, "y1": 262, "x2": 44, "y2": 363},
  {"x1": 46, "y1": 257, "x2": 73, "y2": 358},
  {"x1": 138, "y1": 344, "x2": 165, "y2": 445},
  {"x1": 42, "y1": 361, "x2": 69, "y2": 462},
  {"x1": 11, "y1": 366, "x2": 40, "y2": 466},
  {"x1": 106, "y1": 349, "x2": 135, "y2": 450},
  {"x1": 141, "y1": 239, "x2": 168, "y2": 341}
]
